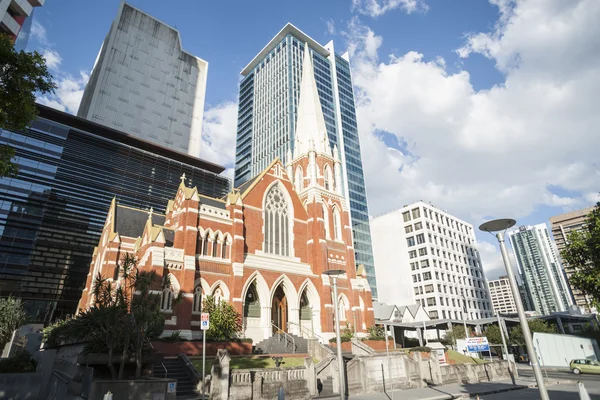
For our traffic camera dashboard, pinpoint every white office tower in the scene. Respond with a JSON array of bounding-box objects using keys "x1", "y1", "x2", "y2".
[
  {"x1": 78, "y1": 2, "x2": 207, "y2": 157},
  {"x1": 508, "y1": 224, "x2": 573, "y2": 315},
  {"x1": 488, "y1": 276, "x2": 518, "y2": 315},
  {"x1": 371, "y1": 201, "x2": 492, "y2": 320}
]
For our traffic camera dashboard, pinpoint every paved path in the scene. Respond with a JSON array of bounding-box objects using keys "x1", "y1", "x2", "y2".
[{"x1": 480, "y1": 380, "x2": 600, "y2": 399}]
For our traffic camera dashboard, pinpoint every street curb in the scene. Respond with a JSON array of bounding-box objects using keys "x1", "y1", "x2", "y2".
[{"x1": 459, "y1": 384, "x2": 531, "y2": 398}]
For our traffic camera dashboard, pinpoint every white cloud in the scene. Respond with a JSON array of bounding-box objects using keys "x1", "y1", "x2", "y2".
[
  {"x1": 351, "y1": 0, "x2": 428, "y2": 17},
  {"x1": 477, "y1": 241, "x2": 507, "y2": 281},
  {"x1": 37, "y1": 71, "x2": 89, "y2": 114},
  {"x1": 326, "y1": 19, "x2": 336, "y2": 35},
  {"x1": 344, "y1": 0, "x2": 600, "y2": 228},
  {"x1": 41, "y1": 49, "x2": 62, "y2": 70},
  {"x1": 30, "y1": 20, "x2": 48, "y2": 45},
  {"x1": 200, "y1": 102, "x2": 238, "y2": 168}
]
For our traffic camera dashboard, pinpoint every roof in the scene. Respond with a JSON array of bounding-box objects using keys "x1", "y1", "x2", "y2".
[
  {"x1": 200, "y1": 195, "x2": 226, "y2": 210},
  {"x1": 36, "y1": 104, "x2": 227, "y2": 175},
  {"x1": 234, "y1": 175, "x2": 261, "y2": 196},
  {"x1": 241, "y1": 23, "x2": 330, "y2": 76},
  {"x1": 373, "y1": 302, "x2": 397, "y2": 321},
  {"x1": 162, "y1": 228, "x2": 174, "y2": 247},
  {"x1": 115, "y1": 205, "x2": 165, "y2": 238}
]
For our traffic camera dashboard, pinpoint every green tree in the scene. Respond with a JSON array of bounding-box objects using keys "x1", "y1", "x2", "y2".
[
  {"x1": 509, "y1": 319, "x2": 556, "y2": 346},
  {"x1": 0, "y1": 296, "x2": 31, "y2": 349},
  {"x1": 444, "y1": 325, "x2": 470, "y2": 345},
  {"x1": 0, "y1": 33, "x2": 56, "y2": 177},
  {"x1": 484, "y1": 324, "x2": 503, "y2": 346},
  {"x1": 201, "y1": 295, "x2": 242, "y2": 341},
  {"x1": 561, "y1": 200, "x2": 600, "y2": 309}
]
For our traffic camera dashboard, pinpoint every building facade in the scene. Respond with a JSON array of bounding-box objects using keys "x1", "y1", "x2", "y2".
[
  {"x1": 78, "y1": 2, "x2": 207, "y2": 158},
  {"x1": 508, "y1": 224, "x2": 573, "y2": 315},
  {"x1": 550, "y1": 207, "x2": 597, "y2": 313},
  {"x1": 0, "y1": 0, "x2": 43, "y2": 43},
  {"x1": 371, "y1": 202, "x2": 492, "y2": 321},
  {"x1": 233, "y1": 24, "x2": 377, "y2": 297},
  {"x1": 78, "y1": 51, "x2": 374, "y2": 342},
  {"x1": 487, "y1": 276, "x2": 518, "y2": 315},
  {"x1": 0, "y1": 105, "x2": 230, "y2": 322}
]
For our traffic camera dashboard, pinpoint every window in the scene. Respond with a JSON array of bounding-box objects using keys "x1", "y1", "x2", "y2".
[
  {"x1": 423, "y1": 272, "x2": 432, "y2": 280},
  {"x1": 202, "y1": 235, "x2": 209, "y2": 256},
  {"x1": 411, "y1": 208, "x2": 420, "y2": 218},
  {"x1": 338, "y1": 297, "x2": 347, "y2": 321},
  {"x1": 333, "y1": 207, "x2": 342, "y2": 240},
  {"x1": 161, "y1": 288, "x2": 173, "y2": 311},
  {"x1": 407, "y1": 237, "x2": 415, "y2": 247},
  {"x1": 264, "y1": 184, "x2": 291, "y2": 256},
  {"x1": 414, "y1": 222, "x2": 423, "y2": 230},
  {"x1": 323, "y1": 164, "x2": 333, "y2": 191},
  {"x1": 427, "y1": 297, "x2": 436, "y2": 306},
  {"x1": 403, "y1": 212, "x2": 411, "y2": 222},
  {"x1": 430, "y1": 310, "x2": 439, "y2": 319},
  {"x1": 193, "y1": 286, "x2": 202, "y2": 313},
  {"x1": 295, "y1": 167, "x2": 303, "y2": 192},
  {"x1": 418, "y1": 247, "x2": 428, "y2": 256},
  {"x1": 405, "y1": 225, "x2": 413, "y2": 234},
  {"x1": 420, "y1": 260, "x2": 429, "y2": 268},
  {"x1": 424, "y1": 284, "x2": 434, "y2": 293},
  {"x1": 416, "y1": 234, "x2": 425, "y2": 244},
  {"x1": 212, "y1": 240, "x2": 219, "y2": 257},
  {"x1": 322, "y1": 204, "x2": 330, "y2": 239},
  {"x1": 409, "y1": 250, "x2": 417, "y2": 259},
  {"x1": 222, "y1": 239, "x2": 228, "y2": 258},
  {"x1": 410, "y1": 262, "x2": 418, "y2": 271}
]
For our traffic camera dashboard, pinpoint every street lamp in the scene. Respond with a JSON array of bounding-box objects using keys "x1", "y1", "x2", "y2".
[
  {"x1": 479, "y1": 219, "x2": 549, "y2": 400},
  {"x1": 324, "y1": 269, "x2": 346, "y2": 400}
]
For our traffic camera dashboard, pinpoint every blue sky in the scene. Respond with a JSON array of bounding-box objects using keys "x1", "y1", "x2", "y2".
[{"x1": 28, "y1": 0, "x2": 600, "y2": 279}]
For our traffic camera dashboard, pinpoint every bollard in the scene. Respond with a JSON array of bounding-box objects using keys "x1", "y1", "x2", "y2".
[
  {"x1": 103, "y1": 391, "x2": 113, "y2": 400},
  {"x1": 578, "y1": 381, "x2": 591, "y2": 400}
]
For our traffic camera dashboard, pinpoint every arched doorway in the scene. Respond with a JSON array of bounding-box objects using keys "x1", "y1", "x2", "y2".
[{"x1": 272, "y1": 285, "x2": 288, "y2": 333}]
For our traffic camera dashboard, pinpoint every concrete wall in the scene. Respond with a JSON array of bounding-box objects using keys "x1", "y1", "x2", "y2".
[
  {"x1": 439, "y1": 361, "x2": 511, "y2": 385},
  {"x1": 88, "y1": 378, "x2": 177, "y2": 400},
  {"x1": 0, "y1": 372, "x2": 42, "y2": 399}
]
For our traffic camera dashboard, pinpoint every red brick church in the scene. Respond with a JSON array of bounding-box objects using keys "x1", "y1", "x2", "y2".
[{"x1": 77, "y1": 44, "x2": 374, "y2": 343}]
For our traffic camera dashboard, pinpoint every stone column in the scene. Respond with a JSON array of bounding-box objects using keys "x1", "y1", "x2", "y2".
[
  {"x1": 210, "y1": 349, "x2": 230, "y2": 400},
  {"x1": 289, "y1": 307, "x2": 300, "y2": 335},
  {"x1": 263, "y1": 306, "x2": 272, "y2": 339},
  {"x1": 304, "y1": 357, "x2": 317, "y2": 396}
]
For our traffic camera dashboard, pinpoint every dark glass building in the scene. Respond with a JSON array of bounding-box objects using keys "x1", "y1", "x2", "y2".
[{"x1": 0, "y1": 104, "x2": 231, "y2": 322}]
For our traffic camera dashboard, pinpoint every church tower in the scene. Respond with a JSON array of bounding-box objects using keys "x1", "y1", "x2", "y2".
[{"x1": 288, "y1": 43, "x2": 355, "y2": 285}]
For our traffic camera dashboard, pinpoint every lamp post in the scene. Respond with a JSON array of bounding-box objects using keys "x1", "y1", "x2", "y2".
[
  {"x1": 324, "y1": 269, "x2": 346, "y2": 400},
  {"x1": 479, "y1": 219, "x2": 549, "y2": 400}
]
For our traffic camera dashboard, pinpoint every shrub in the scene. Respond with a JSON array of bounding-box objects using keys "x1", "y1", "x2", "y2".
[
  {"x1": 0, "y1": 350, "x2": 37, "y2": 373},
  {"x1": 403, "y1": 337, "x2": 420, "y2": 348},
  {"x1": 367, "y1": 325, "x2": 386, "y2": 340},
  {"x1": 409, "y1": 346, "x2": 432, "y2": 353}
]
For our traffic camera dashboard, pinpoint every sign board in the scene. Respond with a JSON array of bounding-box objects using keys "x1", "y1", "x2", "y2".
[
  {"x1": 201, "y1": 313, "x2": 210, "y2": 331},
  {"x1": 466, "y1": 337, "x2": 490, "y2": 352},
  {"x1": 167, "y1": 381, "x2": 177, "y2": 393}
]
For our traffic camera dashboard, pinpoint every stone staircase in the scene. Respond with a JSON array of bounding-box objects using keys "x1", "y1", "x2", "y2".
[
  {"x1": 153, "y1": 357, "x2": 199, "y2": 399},
  {"x1": 254, "y1": 332, "x2": 308, "y2": 354},
  {"x1": 317, "y1": 376, "x2": 335, "y2": 397}
]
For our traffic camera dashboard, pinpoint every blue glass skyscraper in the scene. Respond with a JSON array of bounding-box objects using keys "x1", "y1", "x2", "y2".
[{"x1": 233, "y1": 24, "x2": 378, "y2": 296}]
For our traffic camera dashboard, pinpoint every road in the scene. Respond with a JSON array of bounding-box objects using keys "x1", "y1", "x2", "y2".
[{"x1": 517, "y1": 368, "x2": 600, "y2": 383}]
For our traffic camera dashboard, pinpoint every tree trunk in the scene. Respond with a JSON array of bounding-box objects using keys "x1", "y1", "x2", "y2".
[
  {"x1": 118, "y1": 320, "x2": 131, "y2": 379},
  {"x1": 107, "y1": 346, "x2": 117, "y2": 380}
]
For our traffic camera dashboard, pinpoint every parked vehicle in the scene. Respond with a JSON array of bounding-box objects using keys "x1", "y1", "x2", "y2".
[{"x1": 570, "y1": 359, "x2": 600, "y2": 374}]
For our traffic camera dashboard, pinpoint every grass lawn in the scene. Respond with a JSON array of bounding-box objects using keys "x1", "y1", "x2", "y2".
[
  {"x1": 191, "y1": 356, "x2": 318, "y2": 374},
  {"x1": 446, "y1": 349, "x2": 487, "y2": 364}
]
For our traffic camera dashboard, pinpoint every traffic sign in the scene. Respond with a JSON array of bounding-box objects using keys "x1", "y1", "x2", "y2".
[
  {"x1": 167, "y1": 382, "x2": 177, "y2": 393},
  {"x1": 201, "y1": 312, "x2": 210, "y2": 331},
  {"x1": 466, "y1": 336, "x2": 490, "y2": 352}
]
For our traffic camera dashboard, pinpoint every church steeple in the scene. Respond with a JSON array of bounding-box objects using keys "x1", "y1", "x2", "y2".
[{"x1": 293, "y1": 42, "x2": 332, "y2": 158}]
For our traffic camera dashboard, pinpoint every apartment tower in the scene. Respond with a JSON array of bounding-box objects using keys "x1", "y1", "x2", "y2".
[
  {"x1": 550, "y1": 207, "x2": 596, "y2": 313},
  {"x1": 233, "y1": 24, "x2": 377, "y2": 296},
  {"x1": 488, "y1": 276, "x2": 518, "y2": 315},
  {"x1": 508, "y1": 224, "x2": 573, "y2": 315},
  {"x1": 371, "y1": 202, "x2": 492, "y2": 320},
  {"x1": 0, "y1": 0, "x2": 43, "y2": 44},
  {"x1": 78, "y1": 2, "x2": 207, "y2": 157}
]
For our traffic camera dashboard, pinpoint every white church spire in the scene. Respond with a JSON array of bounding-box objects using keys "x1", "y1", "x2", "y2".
[{"x1": 293, "y1": 42, "x2": 332, "y2": 158}]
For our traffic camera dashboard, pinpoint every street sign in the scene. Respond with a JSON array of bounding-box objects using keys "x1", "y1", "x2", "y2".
[
  {"x1": 167, "y1": 382, "x2": 177, "y2": 393},
  {"x1": 201, "y1": 312, "x2": 210, "y2": 331},
  {"x1": 466, "y1": 336, "x2": 490, "y2": 352}
]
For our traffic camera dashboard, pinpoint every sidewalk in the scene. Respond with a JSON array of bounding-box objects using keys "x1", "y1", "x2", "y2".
[{"x1": 347, "y1": 377, "x2": 571, "y2": 400}]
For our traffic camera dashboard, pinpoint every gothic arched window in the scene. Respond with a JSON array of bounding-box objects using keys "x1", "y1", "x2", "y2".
[
  {"x1": 333, "y1": 207, "x2": 342, "y2": 241},
  {"x1": 161, "y1": 288, "x2": 173, "y2": 311},
  {"x1": 193, "y1": 286, "x2": 202, "y2": 313},
  {"x1": 295, "y1": 167, "x2": 303, "y2": 192},
  {"x1": 322, "y1": 203, "x2": 330, "y2": 239},
  {"x1": 323, "y1": 164, "x2": 332, "y2": 191},
  {"x1": 202, "y1": 234, "x2": 209, "y2": 256},
  {"x1": 264, "y1": 184, "x2": 291, "y2": 257}
]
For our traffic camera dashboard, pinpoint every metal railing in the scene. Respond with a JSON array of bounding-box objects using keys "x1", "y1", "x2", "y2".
[
  {"x1": 271, "y1": 321, "x2": 296, "y2": 354},
  {"x1": 287, "y1": 320, "x2": 325, "y2": 344},
  {"x1": 161, "y1": 362, "x2": 167, "y2": 378}
]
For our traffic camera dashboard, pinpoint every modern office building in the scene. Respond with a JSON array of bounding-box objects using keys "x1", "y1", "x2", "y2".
[
  {"x1": 550, "y1": 207, "x2": 597, "y2": 313},
  {"x1": 233, "y1": 23, "x2": 377, "y2": 296},
  {"x1": 488, "y1": 276, "x2": 518, "y2": 315},
  {"x1": 371, "y1": 201, "x2": 492, "y2": 320},
  {"x1": 0, "y1": 104, "x2": 230, "y2": 322},
  {"x1": 0, "y1": 0, "x2": 43, "y2": 43},
  {"x1": 508, "y1": 224, "x2": 573, "y2": 315},
  {"x1": 78, "y1": 2, "x2": 207, "y2": 158}
]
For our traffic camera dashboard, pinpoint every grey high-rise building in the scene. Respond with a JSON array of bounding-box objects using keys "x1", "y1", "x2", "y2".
[
  {"x1": 78, "y1": 2, "x2": 207, "y2": 158},
  {"x1": 233, "y1": 24, "x2": 377, "y2": 296},
  {"x1": 508, "y1": 224, "x2": 573, "y2": 315}
]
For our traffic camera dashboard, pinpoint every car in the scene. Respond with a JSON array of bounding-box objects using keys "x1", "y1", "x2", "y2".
[{"x1": 570, "y1": 359, "x2": 600, "y2": 374}]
